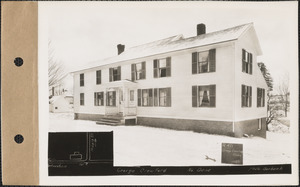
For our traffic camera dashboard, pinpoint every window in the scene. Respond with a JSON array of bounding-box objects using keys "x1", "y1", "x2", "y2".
[
  {"x1": 131, "y1": 62, "x2": 146, "y2": 81},
  {"x1": 96, "y1": 70, "x2": 101, "y2": 84},
  {"x1": 80, "y1": 93, "x2": 84, "y2": 106},
  {"x1": 241, "y1": 85, "x2": 252, "y2": 107},
  {"x1": 257, "y1": 88, "x2": 265, "y2": 107},
  {"x1": 80, "y1": 73, "x2": 84, "y2": 86},
  {"x1": 153, "y1": 57, "x2": 171, "y2": 78},
  {"x1": 130, "y1": 90, "x2": 134, "y2": 101},
  {"x1": 94, "y1": 92, "x2": 104, "y2": 106},
  {"x1": 242, "y1": 49, "x2": 253, "y2": 74},
  {"x1": 159, "y1": 88, "x2": 171, "y2": 107},
  {"x1": 192, "y1": 85, "x2": 216, "y2": 107},
  {"x1": 258, "y1": 118, "x2": 262, "y2": 130},
  {"x1": 138, "y1": 87, "x2": 170, "y2": 107},
  {"x1": 192, "y1": 49, "x2": 216, "y2": 74},
  {"x1": 106, "y1": 91, "x2": 116, "y2": 106},
  {"x1": 109, "y1": 66, "x2": 121, "y2": 82}
]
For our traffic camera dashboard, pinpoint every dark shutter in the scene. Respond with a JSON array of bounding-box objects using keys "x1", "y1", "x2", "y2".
[
  {"x1": 166, "y1": 57, "x2": 171, "y2": 77},
  {"x1": 106, "y1": 92, "x2": 109, "y2": 106},
  {"x1": 154, "y1": 88, "x2": 158, "y2": 106},
  {"x1": 249, "y1": 86, "x2": 252, "y2": 107},
  {"x1": 209, "y1": 49, "x2": 216, "y2": 72},
  {"x1": 117, "y1": 66, "x2": 121, "y2": 80},
  {"x1": 210, "y1": 85, "x2": 216, "y2": 107},
  {"x1": 153, "y1": 59, "x2": 158, "y2": 78},
  {"x1": 137, "y1": 89, "x2": 141, "y2": 106},
  {"x1": 192, "y1": 86, "x2": 198, "y2": 107},
  {"x1": 249, "y1": 53, "x2": 253, "y2": 74},
  {"x1": 142, "y1": 61, "x2": 146, "y2": 79},
  {"x1": 257, "y1": 88, "x2": 260, "y2": 107},
  {"x1": 149, "y1": 89, "x2": 153, "y2": 106},
  {"x1": 192, "y1": 52, "x2": 198, "y2": 74},
  {"x1": 94, "y1": 92, "x2": 96, "y2": 106},
  {"x1": 166, "y1": 87, "x2": 171, "y2": 107},
  {"x1": 241, "y1": 85, "x2": 245, "y2": 107},
  {"x1": 109, "y1": 68, "x2": 113, "y2": 82},
  {"x1": 262, "y1": 89, "x2": 265, "y2": 107},
  {"x1": 112, "y1": 91, "x2": 116, "y2": 106},
  {"x1": 242, "y1": 49, "x2": 245, "y2": 72},
  {"x1": 131, "y1": 64, "x2": 135, "y2": 81}
]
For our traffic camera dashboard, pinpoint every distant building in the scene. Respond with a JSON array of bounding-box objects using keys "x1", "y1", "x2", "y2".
[
  {"x1": 72, "y1": 23, "x2": 268, "y2": 138},
  {"x1": 49, "y1": 95, "x2": 74, "y2": 113}
]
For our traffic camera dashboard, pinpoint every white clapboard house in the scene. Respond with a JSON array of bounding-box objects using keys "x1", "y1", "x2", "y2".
[{"x1": 72, "y1": 23, "x2": 268, "y2": 138}]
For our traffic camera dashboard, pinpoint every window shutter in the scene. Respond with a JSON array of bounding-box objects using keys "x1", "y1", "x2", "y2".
[
  {"x1": 242, "y1": 49, "x2": 245, "y2": 72},
  {"x1": 131, "y1": 64, "x2": 135, "y2": 81},
  {"x1": 249, "y1": 53, "x2": 253, "y2": 74},
  {"x1": 109, "y1": 68, "x2": 113, "y2": 82},
  {"x1": 166, "y1": 87, "x2": 171, "y2": 107},
  {"x1": 149, "y1": 89, "x2": 153, "y2": 106},
  {"x1": 154, "y1": 88, "x2": 158, "y2": 106},
  {"x1": 209, "y1": 49, "x2": 216, "y2": 72},
  {"x1": 166, "y1": 57, "x2": 171, "y2": 77},
  {"x1": 142, "y1": 61, "x2": 146, "y2": 79},
  {"x1": 106, "y1": 92, "x2": 109, "y2": 106},
  {"x1": 249, "y1": 86, "x2": 252, "y2": 107},
  {"x1": 241, "y1": 85, "x2": 245, "y2": 107},
  {"x1": 192, "y1": 52, "x2": 198, "y2": 74},
  {"x1": 117, "y1": 66, "x2": 121, "y2": 80},
  {"x1": 112, "y1": 91, "x2": 116, "y2": 106},
  {"x1": 94, "y1": 92, "x2": 96, "y2": 106},
  {"x1": 257, "y1": 88, "x2": 260, "y2": 107},
  {"x1": 262, "y1": 89, "x2": 265, "y2": 107},
  {"x1": 210, "y1": 85, "x2": 216, "y2": 107},
  {"x1": 137, "y1": 89, "x2": 141, "y2": 106},
  {"x1": 192, "y1": 86, "x2": 198, "y2": 107},
  {"x1": 153, "y1": 60, "x2": 158, "y2": 78}
]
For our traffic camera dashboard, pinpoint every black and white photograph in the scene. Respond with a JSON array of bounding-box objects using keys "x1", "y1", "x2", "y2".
[{"x1": 37, "y1": 1, "x2": 298, "y2": 185}]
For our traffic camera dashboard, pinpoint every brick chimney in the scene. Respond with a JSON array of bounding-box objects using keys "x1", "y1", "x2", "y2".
[
  {"x1": 197, "y1": 23, "x2": 206, "y2": 36},
  {"x1": 117, "y1": 44, "x2": 125, "y2": 55}
]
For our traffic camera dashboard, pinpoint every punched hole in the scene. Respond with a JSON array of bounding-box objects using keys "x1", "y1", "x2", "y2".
[
  {"x1": 14, "y1": 134, "x2": 24, "y2": 144},
  {"x1": 14, "y1": 57, "x2": 23, "y2": 67}
]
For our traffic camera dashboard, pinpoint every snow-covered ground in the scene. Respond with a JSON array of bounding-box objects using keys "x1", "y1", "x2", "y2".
[{"x1": 49, "y1": 113, "x2": 291, "y2": 166}]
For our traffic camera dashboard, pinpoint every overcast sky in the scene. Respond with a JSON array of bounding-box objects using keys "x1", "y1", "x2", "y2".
[{"x1": 45, "y1": 1, "x2": 297, "y2": 88}]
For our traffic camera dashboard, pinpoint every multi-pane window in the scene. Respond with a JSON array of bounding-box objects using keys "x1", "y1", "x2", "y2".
[
  {"x1": 192, "y1": 85, "x2": 216, "y2": 107},
  {"x1": 94, "y1": 92, "x2": 104, "y2": 106},
  {"x1": 257, "y1": 88, "x2": 265, "y2": 107},
  {"x1": 106, "y1": 91, "x2": 116, "y2": 106},
  {"x1": 80, "y1": 93, "x2": 84, "y2": 106},
  {"x1": 138, "y1": 87, "x2": 171, "y2": 107},
  {"x1": 153, "y1": 57, "x2": 171, "y2": 78},
  {"x1": 241, "y1": 85, "x2": 252, "y2": 107},
  {"x1": 242, "y1": 49, "x2": 253, "y2": 74},
  {"x1": 131, "y1": 62, "x2": 146, "y2": 81},
  {"x1": 109, "y1": 66, "x2": 121, "y2": 82},
  {"x1": 80, "y1": 73, "x2": 84, "y2": 86},
  {"x1": 96, "y1": 70, "x2": 101, "y2": 84},
  {"x1": 192, "y1": 49, "x2": 216, "y2": 74}
]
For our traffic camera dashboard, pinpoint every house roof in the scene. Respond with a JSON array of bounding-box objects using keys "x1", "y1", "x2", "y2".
[{"x1": 73, "y1": 23, "x2": 257, "y2": 72}]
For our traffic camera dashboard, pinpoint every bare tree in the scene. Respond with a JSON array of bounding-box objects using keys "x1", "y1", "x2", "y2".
[
  {"x1": 277, "y1": 72, "x2": 290, "y2": 117},
  {"x1": 48, "y1": 41, "x2": 67, "y2": 95}
]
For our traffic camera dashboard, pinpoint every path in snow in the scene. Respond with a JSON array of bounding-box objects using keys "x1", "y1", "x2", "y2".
[{"x1": 49, "y1": 113, "x2": 291, "y2": 166}]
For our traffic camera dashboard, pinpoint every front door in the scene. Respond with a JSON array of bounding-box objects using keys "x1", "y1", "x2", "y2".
[{"x1": 118, "y1": 88, "x2": 124, "y2": 114}]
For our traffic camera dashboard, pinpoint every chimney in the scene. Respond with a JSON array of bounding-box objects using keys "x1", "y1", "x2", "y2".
[
  {"x1": 197, "y1": 23, "x2": 206, "y2": 36},
  {"x1": 52, "y1": 87, "x2": 55, "y2": 96},
  {"x1": 117, "y1": 44, "x2": 125, "y2": 55}
]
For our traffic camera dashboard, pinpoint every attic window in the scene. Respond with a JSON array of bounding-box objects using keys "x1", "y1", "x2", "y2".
[{"x1": 242, "y1": 49, "x2": 253, "y2": 74}]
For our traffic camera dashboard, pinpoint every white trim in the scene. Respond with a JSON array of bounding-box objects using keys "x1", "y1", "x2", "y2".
[{"x1": 136, "y1": 115, "x2": 233, "y2": 122}]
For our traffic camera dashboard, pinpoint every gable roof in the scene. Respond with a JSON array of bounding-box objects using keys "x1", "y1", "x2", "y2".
[{"x1": 73, "y1": 23, "x2": 257, "y2": 72}]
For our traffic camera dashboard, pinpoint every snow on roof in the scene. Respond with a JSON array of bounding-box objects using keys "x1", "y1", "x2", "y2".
[{"x1": 73, "y1": 23, "x2": 252, "y2": 72}]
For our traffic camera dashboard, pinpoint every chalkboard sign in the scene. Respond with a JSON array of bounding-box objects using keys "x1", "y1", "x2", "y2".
[{"x1": 221, "y1": 143, "x2": 243, "y2": 164}]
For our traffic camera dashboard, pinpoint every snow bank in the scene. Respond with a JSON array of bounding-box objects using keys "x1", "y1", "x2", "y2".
[{"x1": 49, "y1": 113, "x2": 291, "y2": 166}]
